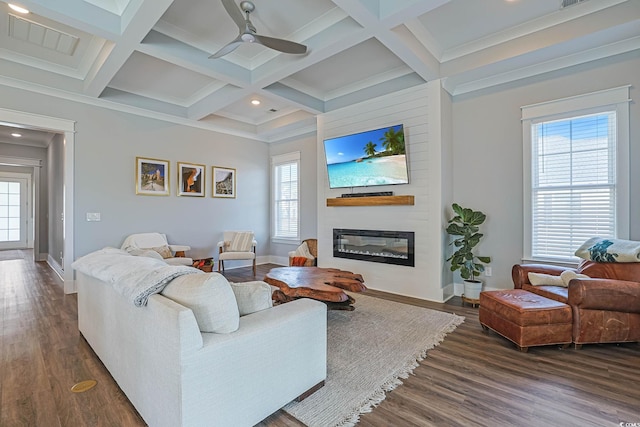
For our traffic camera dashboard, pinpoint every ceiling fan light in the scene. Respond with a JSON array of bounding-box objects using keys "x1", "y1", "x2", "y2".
[
  {"x1": 8, "y1": 4, "x2": 29, "y2": 14},
  {"x1": 241, "y1": 33, "x2": 255, "y2": 43}
]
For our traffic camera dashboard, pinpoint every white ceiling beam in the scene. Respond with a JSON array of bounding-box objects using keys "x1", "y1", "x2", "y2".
[
  {"x1": 83, "y1": 0, "x2": 174, "y2": 97},
  {"x1": 187, "y1": 85, "x2": 250, "y2": 121}
]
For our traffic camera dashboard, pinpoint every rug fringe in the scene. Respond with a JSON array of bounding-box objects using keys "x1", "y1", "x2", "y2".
[{"x1": 334, "y1": 314, "x2": 465, "y2": 427}]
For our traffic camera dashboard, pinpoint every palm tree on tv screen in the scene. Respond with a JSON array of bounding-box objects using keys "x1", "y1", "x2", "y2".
[
  {"x1": 363, "y1": 141, "x2": 377, "y2": 157},
  {"x1": 380, "y1": 127, "x2": 405, "y2": 155}
]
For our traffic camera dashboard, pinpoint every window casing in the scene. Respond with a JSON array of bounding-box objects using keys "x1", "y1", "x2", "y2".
[
  {"x1": 272, "y1": 152, "x2": 300, "y2": 243},
  {"x1": 522, "y1": 86, "x2": 630, "y2": 264}
]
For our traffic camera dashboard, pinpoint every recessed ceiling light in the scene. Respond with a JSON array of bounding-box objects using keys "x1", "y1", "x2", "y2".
[
  {"x1": 8, "y1": 4, "x2": 30, "y2": 14},
  {"x1": 251, "y1": 99, "x2": 261, "y2": 106},
  {"x1": 11, "y1": 133, "x2": 22, "y2": 137}
]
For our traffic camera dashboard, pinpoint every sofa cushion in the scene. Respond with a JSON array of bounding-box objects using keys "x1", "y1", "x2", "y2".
[
  {"x1": 229, "y1": 281, "x2": 273, "y2": 316},
  {"x1": 162, "y1": 273, "x2": 239, "y2": 333}
]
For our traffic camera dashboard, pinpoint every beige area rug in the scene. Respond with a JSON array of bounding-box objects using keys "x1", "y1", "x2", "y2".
[{"x1": 284, "y1": 293, "x2": 464, "y2": 427}]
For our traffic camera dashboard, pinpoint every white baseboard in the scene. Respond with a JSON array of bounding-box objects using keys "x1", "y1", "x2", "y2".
[
  {"x1": 452, "y1": 282, "x2": 505, "y2": 296},
  {"x1": 46, "y1": 254, "x2": 64, "y2": 281}
]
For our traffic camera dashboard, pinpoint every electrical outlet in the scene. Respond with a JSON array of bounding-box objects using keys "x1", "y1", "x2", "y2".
[
  {"x1": 86, "y1": 212, "x2": 101, "y2": 221},
  {"x1": 484, "y1": 267, "x2": 492, "y2": 277}
]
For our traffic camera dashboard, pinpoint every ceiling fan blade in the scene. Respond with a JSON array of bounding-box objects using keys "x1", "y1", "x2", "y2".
[
  {"x1": 253, "y1": 34, "x2": 307, "y2": 55},
  {"x1": 209, "y1": 36, "x2": 243, "y2": 59},
  {"x1": 221, "y1": 0, "x2": 245, "y2": 29}
]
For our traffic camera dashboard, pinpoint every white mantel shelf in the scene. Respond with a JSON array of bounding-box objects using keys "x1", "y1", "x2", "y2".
[{"x1": 326, "y1": 195, "x2": 415, "y2": 207}]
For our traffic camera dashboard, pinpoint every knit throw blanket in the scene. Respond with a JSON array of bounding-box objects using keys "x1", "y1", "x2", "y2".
[{"x1": 72, "y1": 247, "x2": 202, "y2": 306}]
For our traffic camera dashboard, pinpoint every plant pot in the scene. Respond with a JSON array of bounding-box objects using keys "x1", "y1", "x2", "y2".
[{"x1": 463, "y1": 280, "x2": 483, "y2": 300}]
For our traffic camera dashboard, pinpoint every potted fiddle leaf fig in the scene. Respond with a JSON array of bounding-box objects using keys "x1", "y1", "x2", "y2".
[{"x1": 446, "y1": 203, "x2": 491, "y2": 300}]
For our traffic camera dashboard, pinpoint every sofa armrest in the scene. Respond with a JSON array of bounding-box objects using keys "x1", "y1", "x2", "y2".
[
  {"x1": 568, "y1": 278, "x2": 640, "y2": 313},
  {"x1": 512, "y1": 264, "x2": 575, "y2": 288}
]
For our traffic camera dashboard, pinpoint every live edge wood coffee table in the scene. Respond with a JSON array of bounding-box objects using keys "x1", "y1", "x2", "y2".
[{"x1": 264, "y1": 267, "x2": 367, "y2": 311}]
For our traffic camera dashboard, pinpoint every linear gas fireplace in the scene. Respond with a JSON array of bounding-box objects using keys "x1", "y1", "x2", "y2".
[{"x1": 333, "y1": 229, "x2": 415, "y2": 267}]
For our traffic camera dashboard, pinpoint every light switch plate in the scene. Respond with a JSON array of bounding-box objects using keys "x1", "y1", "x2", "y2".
[{"x1": 86, "y1": 212, "x2": 101, "y2": 221}]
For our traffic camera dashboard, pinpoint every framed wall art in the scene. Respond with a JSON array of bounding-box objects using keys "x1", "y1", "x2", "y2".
[
  {"x1": 177, "y1": 162, "x2": 205, "y2": 197},
  {"x1": 212, "y1": 166, "x2": 236, "y2": 198},
  {"x1": 136, "y1": 157, "x2": 169, "y2": 196}
]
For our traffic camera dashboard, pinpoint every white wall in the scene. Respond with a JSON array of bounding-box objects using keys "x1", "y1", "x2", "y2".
[
  {"x1": 47, "y1": 134, "x2": 64, "y2": 271},
  {"x1": 0, "y1": 84, "x2": 271, "y2": 269},
  {"x1": 317, "y1": 82, "x2": 451, "y2": 302},
  {"x1": 451, "y1": 50, "x2": 640, "y2": 290},
  {"x1": 268, "y1": 133, "x2": 318, "y2": 265}
]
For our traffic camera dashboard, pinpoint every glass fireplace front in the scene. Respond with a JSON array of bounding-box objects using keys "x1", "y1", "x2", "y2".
[{"x1": 333, "y1": 229, "x2": 415, "y2": 267}]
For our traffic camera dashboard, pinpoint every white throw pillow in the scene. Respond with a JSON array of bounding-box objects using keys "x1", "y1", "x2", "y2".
[
  {"x1": 229, "y1": 281, "x2": 273, "y2": 316},
  {"x1": 560, "y1": 270, "x2": 590, "y2": 287},
  {"x1": 294, "y1": 241, "x2": 315, "y2": 260},
  {"x1": 527, "y1": 272, "x2": 564, "y2": 287},
  {"x1": 161, "y1": 273, "x2": 239, "y2": 333}
]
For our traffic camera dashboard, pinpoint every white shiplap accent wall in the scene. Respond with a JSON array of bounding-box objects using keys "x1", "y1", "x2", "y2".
[{"x1": 317, "y1": 82, "x2": 449, "y2": 302}]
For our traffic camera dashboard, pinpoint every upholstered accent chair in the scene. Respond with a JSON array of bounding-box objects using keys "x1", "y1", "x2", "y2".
[
  {"x1": 217, "y1": 231, "x2": 257, "y2": 275},
  {"x1": 288, "y1": 238, "x2": 318, "y2": 267},
  {"x1": 120, "y1": 232, "x2": 192, "y2": 266}
]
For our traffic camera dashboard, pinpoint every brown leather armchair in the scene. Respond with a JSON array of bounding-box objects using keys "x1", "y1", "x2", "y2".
[
  {"x1": 288, "y1": 238, "x2": 317, "y2": 267},
  {"x1": 512, "y1": 260, "x2": 640, "y2": 347}
]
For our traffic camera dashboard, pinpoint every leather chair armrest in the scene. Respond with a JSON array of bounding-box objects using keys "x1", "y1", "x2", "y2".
[
  {"x1": 568, "y1": 278, "x2": 640, "y2": 313},
  {"x1": 512, "y1": 264, "x2": 575, "y2": 288}
]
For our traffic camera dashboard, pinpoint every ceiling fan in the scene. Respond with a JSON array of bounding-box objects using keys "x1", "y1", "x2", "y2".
[{"x1": 209, "y1": 0, "x2": 308, "y2": 59}]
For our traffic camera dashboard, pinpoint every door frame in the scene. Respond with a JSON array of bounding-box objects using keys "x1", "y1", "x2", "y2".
[{"x1": 0, "y1": 108, "x2": 75, "y2": 293}]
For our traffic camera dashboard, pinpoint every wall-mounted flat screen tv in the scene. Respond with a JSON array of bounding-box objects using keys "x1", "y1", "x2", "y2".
[{"x1": 323, "y1": 124, "x2": 409, "y2": 189}]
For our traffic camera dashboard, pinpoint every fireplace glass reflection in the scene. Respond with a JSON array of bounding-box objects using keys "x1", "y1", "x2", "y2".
[{"x1": 333, "y1": 229, "x2": 415, "y2": 267}]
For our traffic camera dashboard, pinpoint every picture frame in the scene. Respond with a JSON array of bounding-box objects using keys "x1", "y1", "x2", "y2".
[
  {"x1": 136, "y1": 157, "x2": 169, "y2": 196},
  {"x1": 212, "y1": 166, "x2": 236, "y2": 198},
  {"x1": 177, "y1": 162, "x2": 206, "y2": 197}
]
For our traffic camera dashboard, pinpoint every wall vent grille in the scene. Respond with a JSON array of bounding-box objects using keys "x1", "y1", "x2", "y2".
[
  {"x1": 8, "y1": 14, "x2": 79, "y2": 56},
  {"x1": 561, "y1": 0, "x2": 589, "y2": 8}
]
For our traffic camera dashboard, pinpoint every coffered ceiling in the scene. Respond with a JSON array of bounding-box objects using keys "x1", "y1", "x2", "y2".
[{"x1": 0, "y1": 0, "x2": 638, "y2": 142}]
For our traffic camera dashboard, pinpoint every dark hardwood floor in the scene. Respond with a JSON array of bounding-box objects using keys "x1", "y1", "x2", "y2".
[{"x1": 1, "y1": 250, "x2": 639, "y2": 426}]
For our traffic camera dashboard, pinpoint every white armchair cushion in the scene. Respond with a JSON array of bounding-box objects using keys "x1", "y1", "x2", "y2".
[
  {"x1": 161, "y1": 273, "x2": 239, "y2": 333},
  {"x1": 230, "y1": 281, "x2": 273, "y2": 316}
]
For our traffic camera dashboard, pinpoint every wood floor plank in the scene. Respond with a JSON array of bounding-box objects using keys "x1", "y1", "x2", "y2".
[{"x1": 2, "y1": 252, "x2": 639, "y2": 426}]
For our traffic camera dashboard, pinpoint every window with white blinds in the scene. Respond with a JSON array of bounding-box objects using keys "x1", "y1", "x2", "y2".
[
  {"x1": 272, "y1": 152, "x2": 300, "y2": 242},
  {"x1": 522, "y1": 86, "x2": 630, "y2": 263}
]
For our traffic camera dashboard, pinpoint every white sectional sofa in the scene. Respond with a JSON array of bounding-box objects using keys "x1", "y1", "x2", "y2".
[{"x1": 76, "y1": 258, "x2": 327, "y2": 427}]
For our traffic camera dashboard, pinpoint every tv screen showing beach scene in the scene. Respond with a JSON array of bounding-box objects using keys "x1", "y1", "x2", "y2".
[{"x1": 323, "y1": 124, "x2": 409, "y2": 189}]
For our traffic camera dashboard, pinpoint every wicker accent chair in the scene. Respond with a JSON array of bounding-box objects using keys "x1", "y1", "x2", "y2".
[{"x1": 288, "y1": 238, "x2": 317, "y2": 267}]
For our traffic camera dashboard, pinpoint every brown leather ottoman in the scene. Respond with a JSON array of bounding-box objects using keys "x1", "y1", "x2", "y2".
[{"x1": 479, "y1": 289, "x2": 572, "y2": 352}]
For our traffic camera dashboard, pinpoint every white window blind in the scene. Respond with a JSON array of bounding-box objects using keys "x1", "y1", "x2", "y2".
[
  {"x1": 531, "y1": 112, "x2": 616, "y2": 260},
  {"x1": 272, "y1": 152, "x2": 300, "y2": 241},
  {"x1": 522, "y1": 86, "x2": 630, "y2": 263}
]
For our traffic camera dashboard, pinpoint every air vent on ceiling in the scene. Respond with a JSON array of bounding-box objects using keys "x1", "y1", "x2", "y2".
[
  {"x1": 268, "y1": 108, "x2": 278, "y2": 113},
  {"x1": 561, "y1": 0, "x2": 589, "y2": 8},
  {"x1": 8, "y1": 14, "x2": 79, "y2": 56}
]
